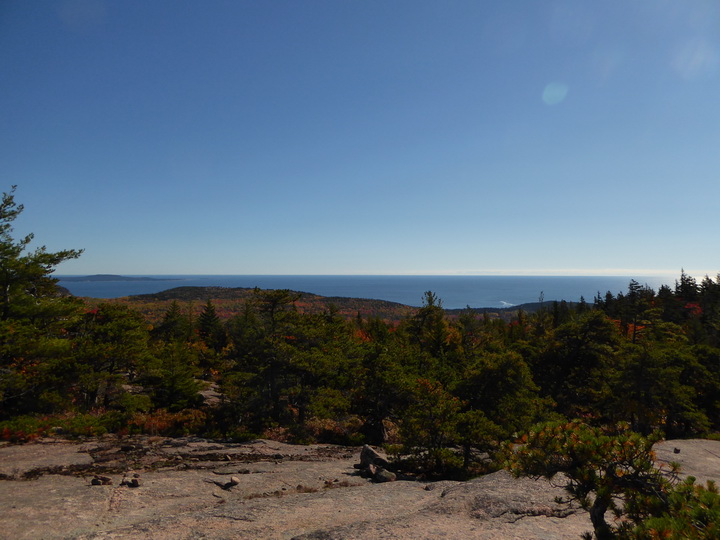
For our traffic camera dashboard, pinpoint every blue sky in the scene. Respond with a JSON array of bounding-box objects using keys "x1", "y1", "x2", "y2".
[{"x1": 1, "y1": 1, "x2": 718, "y2": 278}]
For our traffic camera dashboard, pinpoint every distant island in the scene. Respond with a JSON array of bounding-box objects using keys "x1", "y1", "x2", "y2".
[{"x1": 58, "y1": 274, "x2": 180, "y2": 282}]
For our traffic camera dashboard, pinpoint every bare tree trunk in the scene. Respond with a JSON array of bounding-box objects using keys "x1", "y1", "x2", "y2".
[{"x1": 589, "y1": 496, "x2": 613, "y2": 540}]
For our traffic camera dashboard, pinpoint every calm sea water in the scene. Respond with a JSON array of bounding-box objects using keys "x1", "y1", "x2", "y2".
[{"x1": 55, "y1": 275, "x2": 672, "y2": 310}]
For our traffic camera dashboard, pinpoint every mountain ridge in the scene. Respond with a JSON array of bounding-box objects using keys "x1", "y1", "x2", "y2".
[{"x1": 59, "y1": 274, "x2": 180, "y2": 282}]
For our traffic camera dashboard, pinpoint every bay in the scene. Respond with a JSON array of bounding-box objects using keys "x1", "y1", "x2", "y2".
[{"x1": 55, "y1": 275, "x2": 672, "y2": 310}]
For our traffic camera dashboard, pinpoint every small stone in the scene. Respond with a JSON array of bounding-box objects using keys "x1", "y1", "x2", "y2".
[
  {"x1": 128, "y1": 478, "x2": 141, "y2": 488},
  {"x1": 229, "y1": 476, "x2": 241, "y2": 486},
  {"x1": 91, "y1": 478, "x2": 102, "y2": 486},
  {"x1": 674, "y1": 448, "x2": 681, "y2": 454}
]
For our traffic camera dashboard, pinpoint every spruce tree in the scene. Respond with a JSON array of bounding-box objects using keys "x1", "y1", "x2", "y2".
[
  {"x1": 153, "y1": 300, "x2": 192, "y2": 342},
  {"x1": 197, "y1": 299, "x2": 226, "y2": 352}
]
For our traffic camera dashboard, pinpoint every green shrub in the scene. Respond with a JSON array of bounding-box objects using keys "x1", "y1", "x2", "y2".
[
  {"x1": 0, "y1": 416, "x2": 49, "y2": 442},
  {"x1": 0, "y1": 411, "x2": 130, "y2": 442}
]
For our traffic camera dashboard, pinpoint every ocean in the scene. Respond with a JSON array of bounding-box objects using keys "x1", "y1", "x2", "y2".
[{"x1": 55, "y1": 275, "x2": 673, "y2": 310}]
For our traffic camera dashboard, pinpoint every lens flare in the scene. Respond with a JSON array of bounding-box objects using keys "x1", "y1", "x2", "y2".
[{"x1": 542, "y1": 83, "x2": 569, "y2": 105}]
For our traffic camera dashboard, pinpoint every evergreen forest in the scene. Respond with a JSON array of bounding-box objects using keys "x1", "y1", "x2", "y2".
[{"x1": 3, "y1": 186, "x2": 720, "y2": 537}]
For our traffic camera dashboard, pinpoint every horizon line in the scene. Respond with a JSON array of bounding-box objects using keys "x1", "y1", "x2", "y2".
[{"x1": 54, "y1": 269, "x2": 714, "y2": 278}]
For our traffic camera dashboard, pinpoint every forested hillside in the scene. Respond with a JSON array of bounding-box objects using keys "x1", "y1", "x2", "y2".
[
  {"x1": 87, "y1": 285, "x2": 544, "y2": 325},
  {"x1": 96, "y1": 285, "x2": 416, "y2": 325},
  {"x1": 3, "y1": 187, "x2": 720, "y2": 537}
]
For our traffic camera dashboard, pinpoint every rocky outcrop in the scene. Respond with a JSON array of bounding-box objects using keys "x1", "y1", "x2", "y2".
[{"x1": 1, "y1": 437, "x2": 719, "y2": 539}]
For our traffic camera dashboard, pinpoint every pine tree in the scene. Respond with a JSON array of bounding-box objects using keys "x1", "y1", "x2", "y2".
[
  {"x1": 676, "y1": 269, "x2": 699, "y2": 302},
  {"x1": 505, "y1": 421, "x2": 720, "y2": 539},
  {"x1": 70, "y1": 303, "x2": 152, "y2": 410},
  {"x1": 153, "y1": 300, "x2": 192, "y2": 342},
  {"x1": 142, "y1": 341, "x2": 201, "y2": 411},
  {"x1": 0, "y1": 186, "x2": 84, "y2": 416},
  {"x1": 197, "y1": 299, "x2": 227, "y2": 352},
  {"x1": 0, "y1": 186, "x2": 83, "y2": 322}
]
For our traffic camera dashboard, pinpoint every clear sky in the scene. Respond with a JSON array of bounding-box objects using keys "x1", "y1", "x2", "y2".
[{"x1": 1, "y1": 1, "x2": 718, "y2": 278}]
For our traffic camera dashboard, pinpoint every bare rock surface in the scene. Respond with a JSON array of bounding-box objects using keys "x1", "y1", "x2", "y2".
[
  {"x1": 654, "y1": 438, "x2": 720, "y2": 485},
  {"x1": 0, "y1": 439, "x2": 93, "y2": 478},
  {"x1": 2, "y1": 436, "x2": 718, "y2": 539}
]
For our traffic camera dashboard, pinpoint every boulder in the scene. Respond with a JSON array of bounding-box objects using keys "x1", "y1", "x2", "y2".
[
  {"x1": 353, "y1": 445, "x2": 397, "y2": 483},
  {"x1": 356, "y1": 445, "x2": 391, "y2": 470}
]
